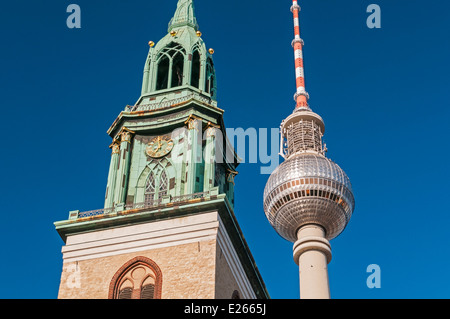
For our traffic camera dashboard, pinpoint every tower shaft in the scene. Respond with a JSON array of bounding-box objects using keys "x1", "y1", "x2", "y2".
[{"x1": 293, "y1": 225, "x2": 331, "y2": 299}]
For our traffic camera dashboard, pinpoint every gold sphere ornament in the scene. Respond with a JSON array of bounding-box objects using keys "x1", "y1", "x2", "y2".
[
  {"x1": 170, "y1": 30, "x2": 177, "y2": 37},
  {"x1": 196, "y1": 31, "x2": 202, "y2": 37},
  {"x1": 148, "y1": 41, "x2": 155, "y2": 47},
  {"x1": 208, "y1": 48, "x2": 215, "y2": 55}
]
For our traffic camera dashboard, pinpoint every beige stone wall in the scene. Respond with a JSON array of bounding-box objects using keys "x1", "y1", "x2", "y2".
[
  {"x1": 58, "y1": 240, "x2": 218, "y2": 299},
  {"x1": 214, "y1": 245, "x2": 241, "y2": 299}
]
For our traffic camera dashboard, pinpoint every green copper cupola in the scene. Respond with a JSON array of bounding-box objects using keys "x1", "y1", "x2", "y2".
[{"x1": 139, "y1": 0, "x2": 217, "y2": 105}]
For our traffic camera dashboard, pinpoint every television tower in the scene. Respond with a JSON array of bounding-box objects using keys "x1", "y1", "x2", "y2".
[{"x1": 263, "y1": 1, "x2": 355, "y2": 299}]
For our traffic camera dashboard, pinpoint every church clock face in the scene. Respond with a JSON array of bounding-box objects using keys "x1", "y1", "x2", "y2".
[{"x1": 146, "y1": 136, "x2": 174, "y2": 158}]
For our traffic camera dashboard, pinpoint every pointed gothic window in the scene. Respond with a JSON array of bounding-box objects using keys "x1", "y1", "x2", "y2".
[
  {"x1": 109, "y1": 256, "x2": 162, "y2": 299},
  {"x1": 144, "y1": 165, "x2": 170, "y2": 205},
  {"x1": 191, "y1": 50, "x2": 201, "y2": 89},
  {"x1": 171, "y1": 52, "x2": 184, "y2": 88},
  {"x1": 205, "y1": 57, "x2": 215, "y2": 96},
  {"x1": 156, "y1": 55, "x2": 170, "y2": 90},
  {"x1": 155, "y1": 43, "x2": 186, "y2": 92}
]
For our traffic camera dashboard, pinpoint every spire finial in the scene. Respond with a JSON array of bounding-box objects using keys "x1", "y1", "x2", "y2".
[
  {"x1": 168, "y1": 0, "x2": 199, "y2": 32},
  {"x1": 291, "y1": 1, "x2": 310, "y2": 110}
]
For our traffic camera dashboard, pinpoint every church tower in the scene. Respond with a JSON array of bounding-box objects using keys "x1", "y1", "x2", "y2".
[{"x1": 55, "y1": 0, "x2": 268, "y2": 299}]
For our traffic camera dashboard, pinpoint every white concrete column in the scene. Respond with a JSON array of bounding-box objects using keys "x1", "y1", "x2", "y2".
[{"x1": 293, "y1": 224, "x2": 332, "y2": 299}]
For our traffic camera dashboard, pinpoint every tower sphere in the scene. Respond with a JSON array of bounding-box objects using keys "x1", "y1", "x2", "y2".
[{"x1": 263, "y1": 153, "x2": 355, "y2": 242}]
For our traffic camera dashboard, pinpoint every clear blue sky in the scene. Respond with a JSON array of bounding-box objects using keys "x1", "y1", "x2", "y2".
[{"x1": 1, "y1": 0, "x2": 449, "y2": 299}]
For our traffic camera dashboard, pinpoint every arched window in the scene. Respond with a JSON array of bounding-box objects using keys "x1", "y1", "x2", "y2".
[
  {"x1": 191, "y1": 50, "x2": 201, "y2": 89},
  {"x1": 205, "y1": 57, "x2": 216, "y2": 97},
  {"x1": 155, "y1": 43, "x2": 186, "y2": 92},
  {"x1": 109, "y1": 256, "x2": 162, "y2": 299},
  {"x1": 137, "y1": 158, "x2": 176, "y2": 206},
  {"x1": 171, "y1": 52, "x2": 184, "y2": 88},
  {"x1": 144, "y1": 166, "x2": 169, "y2": 205},
  {"x1": 156, "y1": 55, "x2": 170, "y2": 91}
]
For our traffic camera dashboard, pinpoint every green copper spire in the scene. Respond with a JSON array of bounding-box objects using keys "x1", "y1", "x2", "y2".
[
  {"x1": 168, "y1": 0, "x2": 199, "y2": 32},
  {"x1": 139, "y1": 0, "x2": 217, "y2": 103}
]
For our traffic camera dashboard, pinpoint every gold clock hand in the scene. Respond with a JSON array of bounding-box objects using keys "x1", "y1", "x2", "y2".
[{"x1": 157, "y1": 137, "x2": 162, "y2": 149}]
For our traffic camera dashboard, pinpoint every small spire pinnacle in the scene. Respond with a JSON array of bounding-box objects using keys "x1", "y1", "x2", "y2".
[
  {"x1": 168, "y1": 0, "x2": 199, "y2": 32},
  {"x1": 291, "y1": 1, "x2": 310, "y2": 110}
]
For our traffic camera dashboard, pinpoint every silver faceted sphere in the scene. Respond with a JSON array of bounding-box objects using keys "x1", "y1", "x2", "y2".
[{"x1": 263, "y1": 154, "x2": 355, "y2": 242}]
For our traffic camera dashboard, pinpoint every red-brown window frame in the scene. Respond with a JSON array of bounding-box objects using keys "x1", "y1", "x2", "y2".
[{"x1": 108, "y1": 256, "x2": 163, "y2": 299}]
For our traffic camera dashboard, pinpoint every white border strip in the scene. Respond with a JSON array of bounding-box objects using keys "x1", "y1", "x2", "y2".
[{"x1": 217, "y1": 214, "x2": 256, "y2": 299}]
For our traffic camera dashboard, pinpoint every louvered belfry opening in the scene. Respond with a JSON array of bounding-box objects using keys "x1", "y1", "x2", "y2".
[
  {"x1": 118, "y1": 287, "x2": 133, "y2": 299},
  {"x1": 191, "y1": 50, "x2": 201, "y2": 88},
  {"x1": 140, "y1": 284, "x2": 156, "y2": 299},
  {"x1": 109, "y1": 257, "x2": 162, "y2": 299},
  {"x1": 155, "y1": 43, "x2": 187, "y2": 91},
  {"x1": 115, "y1": 267, "x2": 156, "y2": 299}
]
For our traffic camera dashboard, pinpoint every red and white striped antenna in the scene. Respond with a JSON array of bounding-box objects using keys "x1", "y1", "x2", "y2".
[{"x1": 291, "y1": 1, "x2": 310, "y2": 109}]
